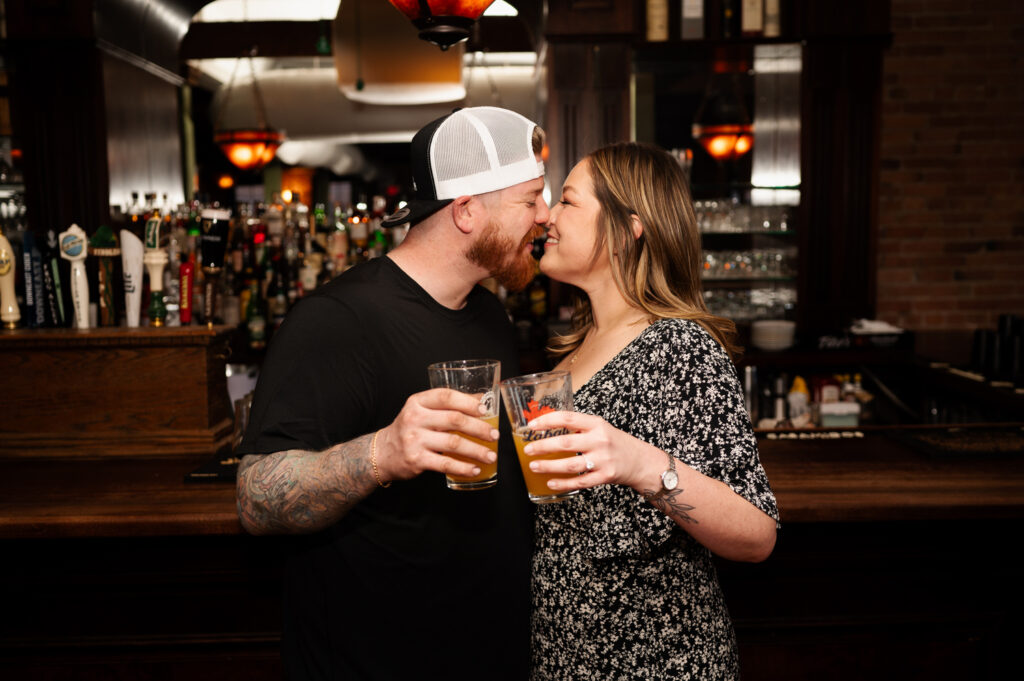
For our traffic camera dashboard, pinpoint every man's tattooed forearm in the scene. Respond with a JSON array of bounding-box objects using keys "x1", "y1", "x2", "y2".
[{"x1": 236, "y1": 436, "x2": 374, "y2": 534}]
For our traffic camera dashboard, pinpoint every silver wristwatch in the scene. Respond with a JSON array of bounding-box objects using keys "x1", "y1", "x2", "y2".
[{"x1": 645, "y1": 451, "x2": 678, "y2": 500}]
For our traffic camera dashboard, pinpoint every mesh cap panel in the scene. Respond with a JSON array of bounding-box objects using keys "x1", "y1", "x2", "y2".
[
  {"x1": 382, "y1": 106, "x2": 544, "y2": 228},
  {"x1": 431, "y1": 115, "x2": 491, "y2": 186},
  {"x1": 430, "y1": 107, "x2": 544, "y2": 199},
  {"x1": 473, "y1": 107, "x2": 534, "y2": 167}
]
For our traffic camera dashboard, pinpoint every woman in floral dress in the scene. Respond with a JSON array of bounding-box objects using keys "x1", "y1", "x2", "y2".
[{"x1": 525, "y1": 142, "x2": 779, "y2": 680}]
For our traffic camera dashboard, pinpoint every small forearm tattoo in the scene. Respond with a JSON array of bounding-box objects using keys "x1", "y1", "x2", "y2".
[
  {"x1": 236, "y1": 435, "x2": 375, "y2": 535},
  {"x1": 643, "y1": 487, "x2": 699, "y2": 526}
]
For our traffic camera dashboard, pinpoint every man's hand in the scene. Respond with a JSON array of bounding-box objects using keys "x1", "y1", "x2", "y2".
[{"x1": 374, "y1": 388, "x2": 499, "y2": 484}]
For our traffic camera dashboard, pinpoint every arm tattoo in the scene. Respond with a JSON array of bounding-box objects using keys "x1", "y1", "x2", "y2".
[
  {"x1": 236, "y1": 433, "x2": 376, "y2": 535},
  {"x1": 643, "y1": 487, "x2": 699, "y2": 526}
]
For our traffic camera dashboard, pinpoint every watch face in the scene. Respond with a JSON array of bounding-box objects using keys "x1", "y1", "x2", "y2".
[{"x1": 662, "y1": 469, "x2": 679, "y2": 491}]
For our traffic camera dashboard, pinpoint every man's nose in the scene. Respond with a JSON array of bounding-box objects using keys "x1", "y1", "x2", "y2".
[{"x1": 535, "y1": 199, "x2": 550, "y2": 224}]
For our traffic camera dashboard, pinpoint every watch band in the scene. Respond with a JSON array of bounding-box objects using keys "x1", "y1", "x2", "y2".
[{"x1": 643, "y1": 450, "x2": 678, "y2": 501}]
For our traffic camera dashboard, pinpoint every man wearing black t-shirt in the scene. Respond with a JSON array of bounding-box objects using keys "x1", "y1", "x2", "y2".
[{"x1": 236, "y1": 107, "x2": 549, "y2": 680}]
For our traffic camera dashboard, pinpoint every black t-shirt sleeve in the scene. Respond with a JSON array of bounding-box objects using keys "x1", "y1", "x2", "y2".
[{"x1": 237, "y1": 294, "x2": 378, "y2": 456}]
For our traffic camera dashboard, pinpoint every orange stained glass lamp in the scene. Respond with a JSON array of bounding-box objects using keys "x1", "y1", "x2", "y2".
[
  {"x1": 213, "y1": 48, "x2": 285, "y2": 172},
  {"x1": 214, "y1": 129, "x2": 285, "y2": 172},
  {"x1": 691, "y1": 123, "x2": 753, "y2": 162},
  {"x1": 692, "y1": 53, "x2": 754, "y2": 163},
  {"x1": 386, "y1": 0, "x2": 496, "y2": 50}
]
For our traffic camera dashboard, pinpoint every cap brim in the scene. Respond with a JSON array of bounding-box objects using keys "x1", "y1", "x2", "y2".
[{"x1": 381, "y1": 198, "x2": 453, "y2": 229}]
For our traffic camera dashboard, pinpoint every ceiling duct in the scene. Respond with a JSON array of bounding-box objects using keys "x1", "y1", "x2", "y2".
[
  {"x1": 211, "y1": 62, "x2": 540, "y2": 138},
  {"x1": 332, "y1": 0, "x2": 466, "y2": 105}
]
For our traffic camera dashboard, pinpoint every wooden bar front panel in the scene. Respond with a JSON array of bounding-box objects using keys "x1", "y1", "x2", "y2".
[{"x1": 0, "y1": 327, "x2": 234, "y2": 459}]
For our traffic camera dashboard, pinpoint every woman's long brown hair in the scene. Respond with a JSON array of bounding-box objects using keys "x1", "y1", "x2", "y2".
[{"x1": 548, "y1": 142, "x2": 741, "y2": 362}]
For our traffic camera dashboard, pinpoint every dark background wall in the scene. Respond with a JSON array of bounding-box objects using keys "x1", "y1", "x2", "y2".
[{"x1": 876, "y1": 0, "x2": 1024, "y2": 331}]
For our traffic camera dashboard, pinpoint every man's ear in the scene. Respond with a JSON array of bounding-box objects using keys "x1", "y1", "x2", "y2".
[
  {"x1": 629, "y1": 214, "x2": 644, "y2": 241},
  {"x1": 451, "y1": 195, "x2": 476, "y2": 235}
]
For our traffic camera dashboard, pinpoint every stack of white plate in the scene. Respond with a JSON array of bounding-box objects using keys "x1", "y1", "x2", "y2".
[{"x1": 751, "y1": 320, "x2": 796, "y2": 351}]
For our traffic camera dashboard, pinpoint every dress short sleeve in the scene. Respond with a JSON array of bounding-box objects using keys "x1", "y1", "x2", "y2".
[{"x1": 573, "y1": 318, "x2": 778, "y2": 561}]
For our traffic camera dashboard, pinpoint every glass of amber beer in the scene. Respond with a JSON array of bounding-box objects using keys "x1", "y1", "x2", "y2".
[
  {"x1": 427, "y1": 359, "x2": 501, "y2": 490},
  {"x1": 500, "y1": 371, "x2": 579, "y2": 504}
]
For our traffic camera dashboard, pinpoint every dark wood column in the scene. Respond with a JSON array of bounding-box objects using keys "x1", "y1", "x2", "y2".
[
  {"x1": 5, "y1": 1, "x2": 111, "y2": 233},
  {"x1": 4, "y1": 0, "x2": 204, "y2": 234},
  {"x1": 798, "y1": 37, "x2": 888, "y2": 335},
  {"x1": 543, "y1": 1, "x2": 639, "y2": 193}
]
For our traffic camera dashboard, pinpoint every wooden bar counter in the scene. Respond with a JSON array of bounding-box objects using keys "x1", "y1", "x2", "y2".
[
  {"x1": 2, "y1": 429, "x2": 1022, "y2": 680},
  {"x1": 2, "y1": 430, "x2": 1023, "y2": 539}
]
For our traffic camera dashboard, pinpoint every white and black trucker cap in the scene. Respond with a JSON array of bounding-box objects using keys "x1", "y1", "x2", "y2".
[{"x1": 381, "y1": 106, "x2": 545, "y2": 229}]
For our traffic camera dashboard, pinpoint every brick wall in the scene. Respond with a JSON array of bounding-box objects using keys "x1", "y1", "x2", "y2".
[{"x1": 876, "y1": 0, "x2": 1024, "y2": 330}]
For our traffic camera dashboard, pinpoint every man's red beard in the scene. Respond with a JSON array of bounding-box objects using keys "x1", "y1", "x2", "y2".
[{"x1": 467, "y1": 221, "x2": 545, "y2": 292}]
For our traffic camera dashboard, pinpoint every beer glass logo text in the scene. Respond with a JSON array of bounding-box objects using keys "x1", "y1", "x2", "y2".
[{"x1": 517, "y1": 427, "x2": 570, "y2": 443}]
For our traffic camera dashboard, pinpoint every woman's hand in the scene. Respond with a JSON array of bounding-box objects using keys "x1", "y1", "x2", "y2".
[
  {"x1": 522, "y1": 410, "x2": 663, "y2": 493},
  {"x1": 526, "y1": 410, "x2": 777, "y2": 561}
]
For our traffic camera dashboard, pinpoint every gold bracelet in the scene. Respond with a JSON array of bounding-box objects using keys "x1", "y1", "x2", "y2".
[{"x1": 370, "y1": 430, "x2": 391, "y2": 488}]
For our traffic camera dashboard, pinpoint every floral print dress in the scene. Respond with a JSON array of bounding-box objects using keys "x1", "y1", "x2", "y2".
[{"x1": 531, "y1": 318, "x2": 779, "y2": 680}]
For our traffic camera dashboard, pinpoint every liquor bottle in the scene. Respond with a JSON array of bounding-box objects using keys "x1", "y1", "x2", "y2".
[
  {"x1": 245, "y1": 280, "x2": 267, "y2": 350},
  {"x1": 40, "y1": 230, "x2": 64, "y2": 327},
  {"x1": 313, "y1": 202, "x2": 327, "y2": 237},
  {"x1": 681, "y1": 0, "x2": 704, "y2": 40},
  {"x1": 368, "y1": 219, "x2": 388, "y2": 259},
  {"x1": 722, "y1": 0, "x2": 739, "y2": 38},
  {"x1": 646, "y1": 0, "x2": 669, "y2": 41},
  {"x1": 250, "y1": 218, "x2": 268, "y2": 280},
  {"x1": 741, "y1": 0, "x2": 764, "y2": 37},
  {"x1": 127, "y1": 191, "x2": 143, "y2": 229},
  {"x1": 332, "y1": 203, "x2": 350, "y2": 272},
  {"x1": 285, "y1": 243, "x2": 300, "y2": 307},
  {"x1": 21, "y1": 230, "x2": 43, "y2": 327},
  {"x1": 763, "y1": 0, "x2": 781, "y2": 37},
  {"x1": 188, "y1": 199, "x2": 203, "y2": 237},
  {"x1": 266, "y1": 257, "x2": 288, "y2": 333},
  {"x1": 348, "y1": 209, "x2": 369, "y2": 264},
  {"x1": 239, "y1": 240, "x2": 254, "y2": 323}
]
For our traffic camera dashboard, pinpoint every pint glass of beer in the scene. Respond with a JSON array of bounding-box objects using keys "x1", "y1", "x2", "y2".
[
  {"x1": 500, "y1": 371, "x2": 579, "y2": 504},
  {"x1": 427, "y1": 359, "x2": 501, "y2": 490}
]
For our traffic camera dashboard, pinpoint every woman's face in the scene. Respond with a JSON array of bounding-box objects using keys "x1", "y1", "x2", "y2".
[{"x1": 540, "y1": 159, "x2": 609, "y2": 287}]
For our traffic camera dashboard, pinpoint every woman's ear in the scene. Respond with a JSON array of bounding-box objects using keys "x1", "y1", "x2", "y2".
[
  {"x1": 450, "y1": 195, "x2": 476, "y2": 235},
  {"x1": 629, "y1": 214, "x2": 644, "y2": 241}
]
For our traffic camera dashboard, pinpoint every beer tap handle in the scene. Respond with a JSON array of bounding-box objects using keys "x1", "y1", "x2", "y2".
[
  {"x1": 59, "y1": 224, "x2": 90, "y2": 330},
  {"x1": 143, "y1": 215, "x2": 168, "y2": 327},
  {"x1": 120, "y1": 230, "x2": 144, "y2": 328},
  {"x1": 0, "y1": 233, "x2": 19, "y2": 329},
  {"x1": 199, "y1": 207, "x2": 231, "y2": 327}
]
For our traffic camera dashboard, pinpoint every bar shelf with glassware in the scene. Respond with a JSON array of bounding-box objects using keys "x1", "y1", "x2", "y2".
[{"x1": 635, "y1": 36, "x2": 802, "y2": 326}]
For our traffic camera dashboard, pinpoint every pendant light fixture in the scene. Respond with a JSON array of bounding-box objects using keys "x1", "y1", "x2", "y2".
[
  {"x1": 213, "y1": 47, "x2": 285, "y2": 172},
  {"x1": 385, "y1": 0, "x2": 497, "y2": 50},
  {"x1": 691, "y1": 54, "x2": 753, "y2": 163}
]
